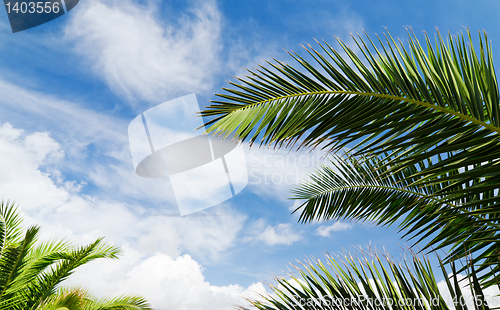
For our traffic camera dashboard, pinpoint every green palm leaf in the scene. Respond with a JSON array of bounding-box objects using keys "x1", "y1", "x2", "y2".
[
  {"x1": 200, "y1": 29, "x2": 500, "y2": 286},
  {"x1": 36, "y1": 287, "x2": 152, "y2": 310},
  {"x1": 0, "y1": 202, "x2": 151, "y2": 310},
  {"x1": 241, "y1": 248, "x2": 491, "y2": 310},
  {"x1": 200, "y1": 29, "x2": 500, "y2": 207},
  {"x1": 84, "y1": 294, "x2": 152, "y2": 310},
  {"x1": 0, "y1": 226, "x2": 39, "y2": 305},
  {"x1": 20, "y1": 239, "x2": 120, "y2": 310},
  {"x1": 292, "y1": 156, "x2": 500, "y2": 286},
  {"x1": 36, "y1": 287, "x2": 87, "y2": 310},
  {"x1": 0, "y1": 202, "x2": 25, "y2": 253}
]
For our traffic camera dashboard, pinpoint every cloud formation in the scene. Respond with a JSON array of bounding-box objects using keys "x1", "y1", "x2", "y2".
[
  {"x1": 315, "y1": 222, "x2": 353, "y2": 237},
  {"x1": 245, "y1": 219, "x2": 302, "y2": 246},
  {"x1": 0, "y1": 78, "x2": 175, "y2": 206},
  {"x1": 0, "y1": 122, "x2": 257, "y2": 309},
  {"x1": 65, "y1": 0, "x2": 222, "y2": 104},
  {"x1": 66, "y1": 248, "x2": 267, "y2": 310}
]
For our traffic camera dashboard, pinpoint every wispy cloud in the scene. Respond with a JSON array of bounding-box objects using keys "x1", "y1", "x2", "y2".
[
  {"x1": 0, "y1": 78, "x2": 176, "y2": 205},
  {"x1": 64, "y1": 0, "x2": 222, "y2": 104},
  {"x1": 245, "y1": 219, "x2": 302, "y2": 246},
  {"x1": 315, "y1": 222, "x2": 353, "y2": 237}
]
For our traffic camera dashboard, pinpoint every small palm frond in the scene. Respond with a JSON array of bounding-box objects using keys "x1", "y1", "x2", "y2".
[
  {"x1": 83, "y1": 294, "x2": 153, "y2": 310},
  {"x1": 0, "y1": 203, "x2": 151, "y2": 310},
  {"x1": 35, "y1": 287, "x2": 88, "y2": 310},
  {"x1": 0, "y1": 201, "x2": 25, "y2": 251},
  {"x1": 14, "y1": 239, "x2": 75, "y2": 289},
  {"x1": 21, "y1": 238, "x2": 120, "y2": 309},
  {"x1": 240, "y1": 248, "x2": 492, "y2": 310},
  {"x1": 292, "y1": 156, "x2": 500, "y2": 286},
  {"x1": 35, "y1": 287, "x2": 152, "y2": 310},
  {"x1": 0, "y1": 226, "x2": 39, "y2": 302}
]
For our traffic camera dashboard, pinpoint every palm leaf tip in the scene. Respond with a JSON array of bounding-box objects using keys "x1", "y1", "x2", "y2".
[{"x1": 242, "y1": 248, "x2": 495, "y2": 310}]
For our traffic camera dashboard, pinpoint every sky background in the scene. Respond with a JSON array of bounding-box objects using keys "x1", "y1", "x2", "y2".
[{"x1": 1, "y1": 0, "x2": 500, "y2": 309}]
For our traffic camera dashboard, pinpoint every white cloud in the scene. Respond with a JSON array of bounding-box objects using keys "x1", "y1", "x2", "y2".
[
  {"x1": 65, "y1": 247, "x2": 268, "y2": 310},
  {"x1": 0, "y1": 122, "x2": 255, "y2": 308},
  {"x1": 0, "y1": 122, "x2": 69, "y2": 211},
  {"x1": 315, "y1": 222, "x2": 352, "y2": 237},
  {"x1": 0, "y1": 78, "x2": 179, "y2": 207},
  {"x1": 65, "y1": 0, "x2": 222, "y2": 104},
  {"x1": 0, "y1": 121, "x2": 246, "y2": 257},
  {"x1": 437, "y1": 274, "x2": 500, "y2": 309},
  {"x1": 245, "y1": 219, "x2": 302, "y2": 246}
]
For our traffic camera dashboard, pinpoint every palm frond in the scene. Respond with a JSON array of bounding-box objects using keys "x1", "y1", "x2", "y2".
[
  {"x1": 35, "y1": 287, "x2": 88, "y2": 310},
  {"x1": 35, "y1": 287, "x2": 153, "y2": 310},
  {"x1": 21, "y1": 238, "x2": 120, "y2": 309},
  {"x1": 0, "y1": 226, "x2": 40, "y2": 302},
  {"x1": 0, "y1": 201, "x2": 24, "y2": 252},
  {"x1": 84, "y1": 294, "x2": 153, "y2": 310},
  {"x1": 200, "y1": 29, "x2": 500, "y2": 210},
  {"x1": 240, "y1": 248, "x2": 492, "y2": 310},
  {"x1": 292, "y1": 156, "x2": 500, "y2": 286},
  {"x1": 0, "y1": 203, "x2": 151, "y2": 310}
]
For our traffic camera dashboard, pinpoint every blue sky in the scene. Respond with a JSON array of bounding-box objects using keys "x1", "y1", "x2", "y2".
[{"x1": 1, "y1": 0, "x2": 500, "y2": 309}]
